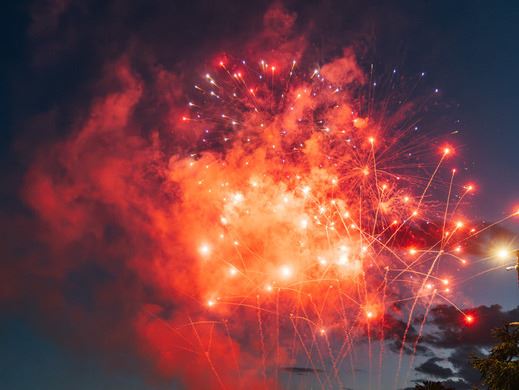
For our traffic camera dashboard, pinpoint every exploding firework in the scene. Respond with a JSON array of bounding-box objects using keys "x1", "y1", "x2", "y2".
[
  {"x1": 21, "y1": 46, "x2": 518, "y2": 389},
  {"x1": 144, "y1": 53, "x2": 519, "y2": 389}
]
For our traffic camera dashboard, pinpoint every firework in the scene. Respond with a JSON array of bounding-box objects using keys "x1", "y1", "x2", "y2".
[{"x1": 143, "y1": 53, "x2": 519, "y2": 390}]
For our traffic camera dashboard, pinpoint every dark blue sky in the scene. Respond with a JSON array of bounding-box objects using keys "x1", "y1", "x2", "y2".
[{"x1": 1, "y1": 1, "x2": 518, "y2": 389}]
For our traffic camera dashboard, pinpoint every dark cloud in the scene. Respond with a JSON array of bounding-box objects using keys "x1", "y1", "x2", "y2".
[
  {"x1": 382, "y1": 313, "x2": 433, "y2": 356},
  {"x1": 281, "y1": 366, "x2": 324, "y2": 375},
  {"x1": 415, "y1": 357, "x2": 454, "y2": 379},
  {"x1": 402, "y1": 379, "x2": 465, "y2": 390},
  {"x1": 424, "y1": 304, "x2": 519, "y2": 349},
  {"x1": 408, "y1": 304, "x2": 519, "y2": 388},
  {"x1": 446, "y1": 346, "x2": 482, "y2": 387}
]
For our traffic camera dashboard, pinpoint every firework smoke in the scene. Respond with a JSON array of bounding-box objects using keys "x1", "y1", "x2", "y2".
[{"x1": 3, "y1": 3, "x2": 518, "y2": 390}]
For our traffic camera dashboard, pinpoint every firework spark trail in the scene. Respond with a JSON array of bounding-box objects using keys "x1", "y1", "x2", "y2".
[
  {"x1": 404, "y1": 289, "x2": 437, "y2": 384},
  {"x1": 308, "y1": 291, "x2": 340, "y2": 385},
  {"x1": 336, "y1": 281, "x2": 358, "y2": 384},
  {"x1": 367, "y1": 316, "x2": 373, "y2": 390},
  {"x1": 460, "y1": 264, "x2": 511, "y2": 284},
  {"x1": 286, "y1": 287, "x2": 303, "y2": 390},
  {"x1": 289, "y1": 316, "x2": 325, "y2": 389},
  {"x1": 189, "y1": 317, "x2": 227, "y2": 390},
  {"x1": 394, "y1": 235, "x2": 449, "y2": 387},
  {"x1": 377, "y1": 268, "x2": 389, "y2": 390},
  {"x1": 323, "y1": 332, "x2": 344, "y2": 389},
  {"x1": 335, "y1": 308, "x2": 362, "y2": 386},
  {"x1": 417, "y1": 150, "x2": 449, "y2": 209},
  {"x1": 459, "y1": 213, "x2": 519, "y2": 244},
  {"x1": 256, "y1": 295, "x2": 267, "y2": 387},
  {"x1": 223, "y1": 320, "x2": 242, "y2": 384},
  {"x1": 275, "y1": 288, "x2": 280, "y2": 384},
  {"x1": 394, "y1": 152, "x2": 455, "y2": 388},
  {"x1": 441, "y1": 169, "x2": 457, "y2": 243},
  {"x1": 299, "y1": 296, "x2": 332, "y2": 388}
]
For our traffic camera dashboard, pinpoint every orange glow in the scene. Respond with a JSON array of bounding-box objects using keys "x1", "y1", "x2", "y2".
[
  {"x1": 279, "y1": 265, "x2": 293, "y2": 279},
  {"x1": 198, "y1": 243, "x2": 211, "y2": 256},
  {"x1": 24, "y1": 49, "x2": 511, "y2": 389},
  {"x1": 442, "y1": 146, "x2": 453, "y2": 156},
  {"x1": 496, "y1": 248, "x2": 511, "y2": 260},
  {"x1": 352, "y1": 117, "x2": 368, "y2": 129}
]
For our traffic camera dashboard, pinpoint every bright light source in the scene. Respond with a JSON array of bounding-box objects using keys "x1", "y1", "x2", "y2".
[
  {"x1": 337, "y1": 254, "x2": 348, "y2": 265},
  {"x1": 497, "y1": 248, "x2": 511, "y2": 260},
  {"x1": 464, "y1": 314, "x2": 475, "y2": 325},
  {"x1": 232, "y1": 192, "x2": 244, "y2": 203},
  {"x1": 280, "y1": 265, "x2": 293, "y2": 279},
  {"x1": 199, "y1": 243, "x2": 211, "y2": 256}
]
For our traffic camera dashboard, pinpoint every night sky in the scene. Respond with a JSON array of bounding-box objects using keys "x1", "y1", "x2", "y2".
[{"x1": 1, "y1": 1, "x2": 518, "y2": 389}]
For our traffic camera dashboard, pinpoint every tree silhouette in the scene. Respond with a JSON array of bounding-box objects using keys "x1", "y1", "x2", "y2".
[
  {"x1": 413, "y1": 380, "x2": 454, "y2": 390},
  {"x1": 472, "y1": 325, "x2": 519, "y2": 390}
]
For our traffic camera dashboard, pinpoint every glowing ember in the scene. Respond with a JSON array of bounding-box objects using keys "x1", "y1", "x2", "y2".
[{"x1": 464, "y1": 314, "x2": 475, "y2": 325}]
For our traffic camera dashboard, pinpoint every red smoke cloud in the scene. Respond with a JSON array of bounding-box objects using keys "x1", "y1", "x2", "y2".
[
  {"x1": 2, "y1": 3, "x2": 493, "y2": 389},
  {"x1": 21, "y1": 56, "x2": 250, "y2": 387},
  {"x1": 10, "y1": 6, "x2": 322, "y2": 388}
]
